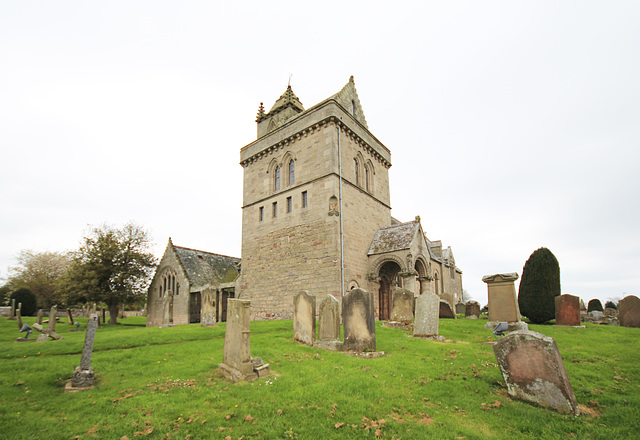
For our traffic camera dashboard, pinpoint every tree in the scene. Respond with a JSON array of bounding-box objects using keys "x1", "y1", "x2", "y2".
[
  {"x1": 517, "y1": 247, "x2": 561, "y2": 324},
  {"x1": 58, "y1": 223, "x2": 156, "y2": 325},
  {"x1": 9, "y1": 288, "x2": 37, "y2": 316},
  {"x1": 5, "y1": 250, "x2": 72, "y2": 308}
]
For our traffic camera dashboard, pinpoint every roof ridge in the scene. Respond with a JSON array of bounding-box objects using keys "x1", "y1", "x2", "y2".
[{"x1": 173, "y1": 245, "x2": 240, "y2": 260}]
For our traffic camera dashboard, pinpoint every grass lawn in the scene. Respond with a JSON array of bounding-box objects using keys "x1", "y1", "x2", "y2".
[{"x1": 0, "y1": 315, "x2": 638, "y2": 439}]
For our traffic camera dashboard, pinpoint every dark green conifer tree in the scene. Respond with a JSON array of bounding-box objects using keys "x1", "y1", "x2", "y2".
[{"x1": 517, "y1": 247, "x2": 561, "y2": 324}]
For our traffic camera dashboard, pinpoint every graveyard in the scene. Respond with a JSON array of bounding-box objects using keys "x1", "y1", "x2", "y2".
[{"x1": 1, "y1": 314, "x2": 639, "y2": 440}]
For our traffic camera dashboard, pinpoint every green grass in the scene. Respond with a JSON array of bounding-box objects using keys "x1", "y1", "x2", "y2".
[{"x1": 0, "y1": 316, "x2": 638, "y2": 439}]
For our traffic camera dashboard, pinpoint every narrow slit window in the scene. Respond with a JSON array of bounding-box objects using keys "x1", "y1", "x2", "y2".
[
  {"x1": 259, "y1": 206, "x2": 264, "y2": 222},
  {"x1": 287, "y1": 196, "x2": 292, "y2": 213},
  {"x1": 273, "y1": 201, "x2": 278, "y2": 217},
  {"x1": 302, "y1": 191, "x2": 308, "y2": 208}
]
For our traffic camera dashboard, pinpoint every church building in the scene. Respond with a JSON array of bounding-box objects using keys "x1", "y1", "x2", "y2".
[{"x1": 238, "y1": 77, "x2": 462, "y2": 320}]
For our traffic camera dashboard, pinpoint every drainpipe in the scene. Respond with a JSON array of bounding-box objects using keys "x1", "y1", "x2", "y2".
[{"x1": 338, "y1": 121, "x2": 345, "y2": 297}]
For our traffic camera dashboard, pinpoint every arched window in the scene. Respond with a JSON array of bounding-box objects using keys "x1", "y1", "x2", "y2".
[
  {"x1": 274, "y1": 166, "x2": 281, "y2": 191},
  {"x1": 288, "y1": 159, "x2": 295, "y2": 186},
  {"x1": 354, "y1": 159, "x2": 359, "y2": 186},
  {"x1": 365, "y1": 167, "x2": 370, "y2": 192},
  {"x1": 160, "y1": 269, "x2": 178, "y2": 297}
]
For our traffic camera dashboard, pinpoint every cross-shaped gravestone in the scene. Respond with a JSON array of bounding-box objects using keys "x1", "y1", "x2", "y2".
[
  {"x1": 32, "y1": 322, "x2": 63, "y2": 342},
  {"x1": 66, "y1": 314, "x2": 98, "y2": 391}
]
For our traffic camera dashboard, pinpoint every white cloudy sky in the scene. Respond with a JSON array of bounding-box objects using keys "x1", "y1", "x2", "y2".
[{"x1": 2, "y1": 1, "x2": 639, "y2": 306}]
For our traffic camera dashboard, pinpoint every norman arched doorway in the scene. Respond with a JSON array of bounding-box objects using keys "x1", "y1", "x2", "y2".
[{"x1": 378, "y1": 261, "x2": 401, "y2": 320}]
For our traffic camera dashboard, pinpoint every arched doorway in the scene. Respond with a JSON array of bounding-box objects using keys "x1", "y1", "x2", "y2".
[
  {"x1": 379, "y1": 261, "x2": 401, "y2": 320},
  {"x1": 415, "y1": 259, "x2": 427, "y2": 294}
]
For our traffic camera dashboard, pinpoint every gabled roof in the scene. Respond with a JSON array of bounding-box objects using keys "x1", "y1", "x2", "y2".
[
  {"x1": 368, "y1": 221, "x2": 419, "y2": 255},
  {"x1": 326, "y1": 76, "x2": 368, "y2": 129},
  {"x1": 173, "y1": 245, "x2": 240, "y2": 289}
]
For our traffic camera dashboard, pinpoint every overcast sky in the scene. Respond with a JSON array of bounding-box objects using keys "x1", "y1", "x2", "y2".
[{"x1": 2, "y1": 1, "x2": 639, "y2": 306}]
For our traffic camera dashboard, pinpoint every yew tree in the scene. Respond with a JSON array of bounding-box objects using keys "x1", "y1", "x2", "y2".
[
  {"x1": 517, "y1": 247, "x2": 561, "y2": 324},
  {"x1": 59, "y1": 223, "x2": 156, "y2": 324}
]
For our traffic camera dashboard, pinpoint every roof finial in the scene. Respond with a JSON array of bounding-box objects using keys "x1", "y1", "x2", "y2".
[
  {"x1": 256, "y1": 102, "x2": 266, "y2": 122},
  {"x1": 288, "y1": 73, "x2": 293, "y2": 87}
]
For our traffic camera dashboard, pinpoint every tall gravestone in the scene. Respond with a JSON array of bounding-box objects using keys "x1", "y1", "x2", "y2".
[
  {"x1": 318, "y1": 294, "x2": 340, "y2": 342},
  {"x1": 36, "y1": 309, "x2": 44, "y2": 325},
  {"x1": 483, "y1": 273, "x2": 527, "y2": 331},
  {"x1": 47, "y1": 306, "x2": 57, "y2": 333},
  {"x1": 342, "y1": 288, "x2": 376, "y2": 351},
  {"x1": 618, "y1": 295, "x2": 640, "y2": 328},
  {"x1": 493, "y1": 330, "x2": 579, "y2": 415},
  {"x1": 413, "y1": 292, "x2": 440, "y2": 338},
  {"x1": 9, "y1": 299, "x2": 16, "y2": 320},
  {"x1": 390, "y1": 288, "x2": 414, "y2": 323},
  {"x1": 66, "y1": 314, "x2": 99, "y2": 392},
  {"x1": 465, "y1": 301, "x2": 481, "y2": 319},
  {"x1": 16, "y1": 304, "x2": 23, "y2": 330},
  {"x1": 201, "y1": 289, "x2": 216, "y2": 327},
  {"x1": 67, "y1": 309, "x2": 74, "y2": 325},
  {"x1": 555, "y1": 294, "x2": 580, "y2": 326},
  {"x1": 293, "y1": 291, "x2": 316, "y2": 345}
]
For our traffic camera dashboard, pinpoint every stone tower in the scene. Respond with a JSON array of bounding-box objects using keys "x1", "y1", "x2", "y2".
[{"x1": 239, "y1": 77, "x2": 392, "y2": 319}]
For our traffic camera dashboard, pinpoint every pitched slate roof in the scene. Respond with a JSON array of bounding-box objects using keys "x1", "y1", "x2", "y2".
[
  {"x1": 173, "y1": 246, "x2": 240, "y2": 289},
  {"x1": 368, "y1": 221, "x2": 419, "y2": 255}
]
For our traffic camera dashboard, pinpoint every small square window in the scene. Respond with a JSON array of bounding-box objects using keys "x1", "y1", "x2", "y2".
[
  {"x1": 273, "y1": 202, "x2": 278, "y2": 217},
  {"x1": 286, "y1": 196, "x2": 292, "y2": 213},
  {"x1": 302, "y1": 191, "x2": 308, "y2": 208},
  {"x1": 259, "y1": 206, "x2": 264, "y2": 221}
]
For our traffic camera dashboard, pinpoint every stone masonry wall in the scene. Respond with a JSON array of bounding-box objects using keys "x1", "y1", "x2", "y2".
[{"x1": 146, "y1": 245, "x2": 190, "y2": 327}]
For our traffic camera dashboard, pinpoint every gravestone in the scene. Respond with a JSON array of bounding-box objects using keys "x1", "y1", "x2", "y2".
[
  {"x1": 555, "y1": 294, "x2": 580, "y2": 326},
  {"x1": 67, "y1": 309, "x2": 74, "y2": 325},
  {"x1": 218, "y1": 299, "x2": 269, "y2": 382},
  {"x1": 101, "y1": 308, "x2": 106, "y2": 325},
  {"x1": 36, "y1": 309, "x2": 44, "y2": 325},
  {"x1": 9, "y1": 299, "x2": 16, "y2": 320},
  {"x1": 293, "y1": 291, "x2": 316, "y2": 345},
  {"x1": 33, "y1": 322, "x2": 63, "y2": 342},
  {"x1": 66, "y1": 314, "x2": 99, "y2": 392},
  {"x1": 342, "y1": 288, "x2": 376, "y2": 352},
  {"x1": 589, "y1": 310, "x2": 604, "y2": 320},
  {"x1": 201, "y1": 289, "x2": 216, "y2": 327},
  {"x1": 579, "y1": 299, "x2": 587, "y2": 312},
  {"x1": 455, "y1": 302, "x2": 466, "y2": 315},
  {"x1": 618, "y1": 295, "x2": 640, "y2": 328},
  {"x1": 390, "y1": 288, "x2": 414, "y2": 323},
  {"x1": 493, "y1": 330, "x2": 579, "y2": 415},
  {"x1": 413, "y1": 291, "x2": 440, "y2": 338},
  {"x1": 47, "y1": 306, "x2": 57, "y2": 332},
  {"x1": 16, "y1": 303, "x2": 23, "y2": 330},
  {"x1": 439, "y1": 300, "x2": 456, "y2": 319},
  {"x1": 483, "y1": 273, "x2": 527, "y2": 331},
  {"x1": 318, "y1": 294, "x2": 340, "y2": 342},
  {"x1": 465, "y1": 301, "x2": 481, "y2": 319}
]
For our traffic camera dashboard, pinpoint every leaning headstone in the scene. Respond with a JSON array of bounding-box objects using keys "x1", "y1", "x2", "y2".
[
  {"x1": 293, "y1": 291, "x2": 316, "y2": 345},
  {"x1": 318, "y1": 294, "x2": 340, "y2": 343},
  {"x1": 413, "y1": 291, "x2": 441, "y2": 339},
  {"x1": 555, "y1": 294, "x2": 580, "y2": 327},
  {"x1": 483, "y1": 273, "x2": 527, "y2": 331},
  {"x1": 493, "y1": 330, "x2": 579, "y2": 415},
  {"x1": 36, "y1": 309, "x2": 44, "y2": 325},
  {"x1": 65, "y1": 314, "x2": 99, "y2": 392},
  {"x1": 9, "y1": 299, "x2": 16, "y2": 320},
  {"x1": 618, "y1": 295, "x2": 640, "y2": 328},
  {"x1": 455, "y1": 302, "x2": 466, "y2": 315},
  {"x1": 218, "y1": 300, "x2": 269, "y2": 382},
  {"x1": 390, "y1": 288, "x2": 414, "y2": 324},
  {"x1": 439, "y1": 300, "x2": 456, "y2": 319},
  {"x1": 465, "y1": 301, "x2": 481, "y2": 319},
  {"x1": 16, "y1": 303, "x2": 23, "y2": 330},
  {"x1": 33, "y1": 322, "x2": 63, "y2": 341},
  {"x1": 342, "y1": 288, "x2": 376, "y2": 352},
  {"x1": 201, "y1": 289, "x2": 216, "y2": 327},
  {"x1": 67, "y1": 309, "x2": 74, "y2": 325},
  {"x1": 47, "y1": 306, "x2": 57, "y2": 333}
]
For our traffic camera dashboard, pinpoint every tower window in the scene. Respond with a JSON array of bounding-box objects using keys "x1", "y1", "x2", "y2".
[
  {"x1": 354, "y1": 159, "x2": 359, "y2": 186},
  {"x1": 274, "y1": 166, "x2": 281, "y2": 191},
  {"x1": 302, "y1": 191, "x2": 308, "y2": 208},
  {"x1": 273, "y1": 201, "x2": 278, "y2": 217},
  {"x1": 288, "y1": 159, "x2": 295, "y2": 186},
  {"x1": 365, "y1": 167, "x2": 370, "y2": 192},
  {"x1": 259, "y1": 206, "x2": 264, "y2": 221},
  {"x1": 287, "y1": 196, "x2": 292, "y2": 213}
]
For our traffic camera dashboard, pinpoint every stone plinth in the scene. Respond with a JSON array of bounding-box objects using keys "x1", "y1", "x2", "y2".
[
  {"x1": 483, "y1": 273, "x2": 521, "y2": 322},
  {"x1": 390, "y1": 288, "x2": 414, "y2": 324},
  {"x1": 293, "y1": 291, "x2": 316, "y2": 345},
  {"x1": 318, "y1": 294, "x2": 340, "y2": 342},
  {"x1": 413, "y1": 292, "x2": 439, "y2": 338},
  {"x1": 342, "y1": 288, "x2": 376, "y2": 352},
  {"x1": 555, "y1": 294, "x2": 580, "y2": 326},
  {"x1": 493, "y1": 330, "x2": 579, "y2": 416},
  {"x1": 618, "y1": 295, "x2": 640, "y2": 328}
]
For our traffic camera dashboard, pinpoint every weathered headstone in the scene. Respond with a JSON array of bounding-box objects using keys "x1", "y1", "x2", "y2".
[
  {"x1": 555, "y1": 294, "x2": 580, "y2": 327},
  {"x1": 342, "y1": 288, "x2": 376, "y2": 352},
  {"x1": 493, "y1": 330, "x2": 579, "y2": 415},
  {"x1": 318, "y1": 294, "x2": 340, "y2": 342},
  {"x1": 293, "y1": 291, "x2": 316, "y2": 345},
  {"x1": 413, "y1": 291, "x2": 440, "y2": 338},
  {"x1": 439, "y1": 300, "x2": 456, "y2": 319},
  {"x1": 36, "y1": 309, "x2": 44, "y2": 325},
  {"x1": 67, "y1": 309, "x2": 74, "y2": 325},
  {"x1": 201, "y1": 289, "x2": 216, "y2": 327},
  {"x1": 219, "y1": 299, "x2": 269, "y2": 382},
  {"x1": 9, "y1": 299, "x2": 16, "y2": 320},
  {"x1": 455, "y1": 302, "x2": 466, "y2": 315},
  {"x1": 618, "y1": 295, "x2": 640, "y2": 328},
  {"x1": 390, "y1": 288, "x2": 414, "y2": 323},
  {"x1": 47, "y1": 306, "x2": 57, "y2": 333},
  {"x1": 66, "y1": 314, "x2": 99, "y2": 392},
  {"x1": 465, "y1": 301, "x2": 481, "y2": 319},
  {"x1": 33, "y1": 322, "x2": 63, "y2": 342},
  {"x1": 483, "y1": 273, "x2": 527, "y2": 331},
  {"x1": 16, "y1": 303, "x2": 23, "y2": 330}
]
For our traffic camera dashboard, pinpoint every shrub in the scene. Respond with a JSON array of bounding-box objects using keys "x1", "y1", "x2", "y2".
[
  {"x1": 9, "y1": 288, "x2": 37, "y2": 316},
  {"x1": 604, "y1": 300, "x2": 617, "y2": 310},
  {"x1": 517, "y1": 247, "x2": 561, "y2": 324},
  {"x1": 588, "y1": 299, "x2": 604, "y2": 312}
]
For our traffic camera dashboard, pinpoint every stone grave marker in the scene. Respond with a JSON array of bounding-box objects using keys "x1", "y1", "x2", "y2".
[
  {"x1": 483, "y1": 273, "x2": 527, "y2": 331},
  {"x1": 618, "y1": 295, "x2": 640, "y2": 328},
  {"x1": 390, "y1": 288, "x2": 414, "y2": 323},
  {"x1": 65, "y1": 314, "x2": 99, "y2": 392},
  {"x1": 67, "y1": 309, "x2": 74, "y2": 325},
  {"x1": 579, "y1": 299, "x2": 587, "y2": 312},
  {"x1": 439, "y1": 300, "x2": 456, "y2": 319},
  {"x1": 33, "y1": 322, "x2": 63, "y2": 342},
  {"x1": 47, "y1": 306, "x2": 57, "y2": 332},
  {"x1": 342, "y1": 288, "x2": 376, "y2": 352},
  {"x1": 293, "y1": 290, "x2": 316, "y2": 345},
  {"x1": 413, "y1": 291, "x2": 441, "y2": 339},
  {"x1": 493, "y1": 330, "x2": 579, "y2": 415},
  {"x1": 201, "y1": 289, "x2": 216, "y2": 327},
  {"x1": 219, "y1": 299, "x2": 269, "y2": 382},
  {"x1": 36, "y1": 309, "x2": 44, "y2": 325},
  {"x1": 603, "y1": 308, "x2": 618, "y2": 318},
  {"x1": 465, "y1": 301, "x2": 481, "y2": 319},
  {"x1": 16, "y1": 303, "x2": 23, "y2": 330},
  {"x1": 555, "y1": 294, "x2": 580, "y2": 326},
  {"x1": 455, "y1": 302, "x2": 466, "y2": 315},
  {"x1": 318, "y1": 294, "x2": 340, "y2": 342},
  {"x1": 101, "y1": 308, "x2": 106, "y2": 325},
  {"x1": 9, "y1": 299, "x2": 16, "y2": 320}
]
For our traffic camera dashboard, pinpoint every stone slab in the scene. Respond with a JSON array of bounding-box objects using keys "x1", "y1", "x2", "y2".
[
  {"x1": 618, "y1": 295, "x2": 640, "y2": 328},
  {"x1": 413, "y1": 292, "x2": 439, "y2": 337},
  {"x1": 390, "y1": 288, "x2": 414, "y2": 323},
  {"x1": 293, "y1": 290, "x2": 316, "y2": 345},
  {"x1": 555, "y1": 294, "x2": 580, "y2": 327},
  {"x1": 342, "y1": 288, "x2": 376, "y2": 352},
  {"x1": 439, "y1": 300, "x2": 456, "y2": 319}
]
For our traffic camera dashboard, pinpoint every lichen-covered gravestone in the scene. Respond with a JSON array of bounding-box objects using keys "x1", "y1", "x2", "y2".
[
  {"x1": 618, "y1": 295, "x2": 640, "y2": 328},
  {"x1": 342, "y1": 288, "x2": 376, "y2": 351},
  {"x1": 201, "y1": 289, "x2": 216, "y2": 327},
  {"x1": 318, "y1": 294, "x2": 341, "y2": 345},
  {"x1": 293, "y1": 291, "x2": 316, "y2": 345},
  {"x1": 555, "y1": 294, "x2": 580, "y2": 327},
  {"x1": 413, "y1": 291, "x2": 441, "y2": 339},
  {"x1": 390, "y1": 288, "x2": 414, "y2": 324},
  {"x1": 493, "y1": 330, "x2": 579, "y2": 415},
  {"x1": 465, "y1": 301, "x2": 481, "y2": 319},
  {"x1": 65, "y1": 314, "x2": 99, "y2": 392},
  {"x1": 47, "y1": 305, "x2": 57, "y2": 332}
]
